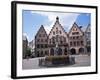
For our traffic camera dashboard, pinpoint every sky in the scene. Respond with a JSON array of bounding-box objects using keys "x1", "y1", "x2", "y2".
[{"x1": 23, "y1": 10, "x2": 91, "y2": 42}]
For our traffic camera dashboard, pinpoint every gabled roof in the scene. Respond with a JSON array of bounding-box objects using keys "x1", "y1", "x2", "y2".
[
  {"x1": 35, "y1": 25, "x2": 48, "y2": 38},
  {"x1": 68, "y1": 22, "x2": 84, "y2": 35},
  {"x1": 48, "y1": 16, "x2": 66, "y2": 36}
]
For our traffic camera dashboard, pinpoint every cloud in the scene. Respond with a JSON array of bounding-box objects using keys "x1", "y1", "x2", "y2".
[
  {"x1": 60, "y1": 14, "x2": 80, "y2": 31},
  {"x1": 23, "y1": 33, "x2": 29, "y2": 41},
  {"x1": 31, "y1": 11, "x2": 80, "y2": 33}
]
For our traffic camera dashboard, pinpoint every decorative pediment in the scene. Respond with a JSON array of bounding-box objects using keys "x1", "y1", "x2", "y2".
[{"x1": 48, "y1": 17, "x2": 67, "y2": 39}]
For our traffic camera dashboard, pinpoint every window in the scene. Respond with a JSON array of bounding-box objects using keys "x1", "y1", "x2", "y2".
[
  {"x1": 53, "y1": 31, "x2": 55, "y2": 35},
  {"x1": 56, "y1": 30, "x2": 58, "y2": 34},
  {"x1": 76, "y1": 36, "x2": 79, "y2": 39},
  {"x1": 56, "y1": 27, "x2": 58, "y2": 30},
  {"x1": 41, "y1": 39, "x2": 43, "y2": 42},
  {"x1": 76, "y1": 32, "x2": 79, "y2": 34},
  {"x1": 43, "y1": 34, "x2": 45, "y2": 37},
  {"x1": 64, "y1": 38, "x2": 66, "y2": 42},
  {"x1": 45, "y1": 44, "x2": 47, "y2": 48},
  {"x1": 70, "y1": 37, "x2": 72, "y2": 39},
  {"x1": 72, "y1": 32, "x2": 75, "y2": 35},
  {"x1": 37, "y1": 51, "x2": 39, "y2": 54},
  {"x1": 39, "y1": 34, "x2": 41, "y2": 37},
  {"x1": 72, "y1": 32, "x2": 79, "y2": 35},
  {"x1": 45, "y1": 39, "x2": 47, "y2": 42},
  {"x1": 64, "y1": 48, "x2": 67, "y2": 52},
  {"x1": 73, "y1": 37, "x2": 75, "y2": 39},
  {"x1": 70, "y1": 42, "x2": 72, "y2": 46},
  {"x1": 49, "y1": 39, "x2": 51, "y2": 44},
  {"x1": 74, "y1": 41, "x2": 76, "y2": 46},
  {"x1": 41, "y1": 51, "x2": 44, "y2": 57},
  {"x1": 77, "y1": 41, "x2": 80, "y2": 46},
  {"x1": 41, "y1": 44, "x2": 43, "y2": 48},
  {"x1": 37, "y1": 39, "x2": 40, "y2": 42},
  {"x1": 45, "y1": 51, "x2": 48, "y2": 55},
  {"x1": 60, "y1": 41, "x2": 63, "y2": 44},
  {"x1": 52, "y1": 37, "x2": 55, "y2": 43},
  {"x1": 81, "y1": 41, "x2": 83, "y2": 45},
  {"x1": 53, "y1": 41, "x2": 55, "y2": 44},
  {"x1": 37, "y1": 44, "x2": 40, "y2": 48},
  {"x1": 59, "y1": 31, "x2": 62, "y2": 34},
  {"x1": 41, "y1": 30, "x2": 43, "y2": 33},
  {"x1": 73, "y1": 28, "x2": 77, "y2": 31},
  {"x1": 80, "y1": 36, "x2": 82, "y2": 39}
]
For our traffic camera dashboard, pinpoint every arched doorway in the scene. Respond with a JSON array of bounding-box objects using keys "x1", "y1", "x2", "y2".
[
  {"x1": 70, "y1": 48, "x2": 76, "y2": 55},
  {"x1": 79, "y1": 48, "x2": 84, "y2": 54},
  {"x1": 50, "y1": 48, "x2": 54, "y2": 56},
  {"x1": 87, "y1": 46, "x2": 91, "y2": 53},
  {"x1": 58, "y1": 48, "x2": 62, "y2": 55},
  {"x1": 64, "y1": 48, "x2": 67, "y2": 55}
]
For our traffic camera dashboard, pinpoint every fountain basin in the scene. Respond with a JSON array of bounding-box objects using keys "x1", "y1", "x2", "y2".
[{"x1": 39, "y1": 55, "x2": 75, "y2": 67}]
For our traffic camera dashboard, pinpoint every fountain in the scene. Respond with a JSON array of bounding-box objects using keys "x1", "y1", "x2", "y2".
[{"x1": 39, "y1": 35, "x2": 75, "y2": 67}]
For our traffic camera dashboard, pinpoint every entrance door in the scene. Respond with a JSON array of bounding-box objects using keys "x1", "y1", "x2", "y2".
[
  {"x1": 70, "y1": 48, "x2": 76, "y2": 55},
  {"x1": 79, "y1": 48, "x2": 84, "y2": 54}
]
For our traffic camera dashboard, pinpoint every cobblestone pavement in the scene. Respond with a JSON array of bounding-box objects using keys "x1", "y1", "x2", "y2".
[{"x1": 22, "y1": 55, "x2": 91, "y2": 69}]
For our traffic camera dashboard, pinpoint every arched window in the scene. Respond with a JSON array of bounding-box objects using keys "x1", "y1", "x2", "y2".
[
  {"x1": 58, "y1": 48, "x2": 62, "y2": 55},
  {"x1": 50, "y1": 48, "x2": 54, "y2": 56}
]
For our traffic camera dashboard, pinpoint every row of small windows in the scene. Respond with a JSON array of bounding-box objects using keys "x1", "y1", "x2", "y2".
[
  {"x1": 73, "y1": 28, "x2": 77, "y2": 31},
  {"x1": 36, "y1": 48, "x2": 68, "y2": 57},
  {"x1": 49, "y1": 37, "x2": 66, "y2": 44},
  {"x1": 70, "y1": 41, "x2": 84, "y2": 46},
  {"x1": 86, "y1": 32, "x2": 91, "y2": 34},
  {"x1": 37, "y1": 50, "x2": 49, "y2": 57},
  {"x1": 69, "y1": 36, "x2": 83, "y2": 40},
  {"x1": 87, "y1": 41, "x2": 91, "y2": 45},
  {"x1": 72, "y1": 32, "x2": 79, "y2": 35},
  {"x1": 86, "y1": 32, "x2": 91, "y2": 37},
  {"x1": 37, "y1": 39, "x2": 47, "y2": 42},
  {"x1": 36, "y1": 44, "x2": 48, "y2": 48},
  {"x1": 49, "y1": 41, "x2": 65, "y2": 44},
  {"x1": 39, "y1": 34, "x2": 46, "y2": 37},
  {"x1": 53, "y1": 30, "x2": 62, "y2": 35}
]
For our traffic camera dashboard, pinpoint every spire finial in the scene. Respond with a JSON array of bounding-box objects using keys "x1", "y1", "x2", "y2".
[
  {"x1": 56, "y1": 16, "x2": 59, "y2": 21},
  {"x1": 41, "y1": 25, "x2": 43, "y2": 27}
]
